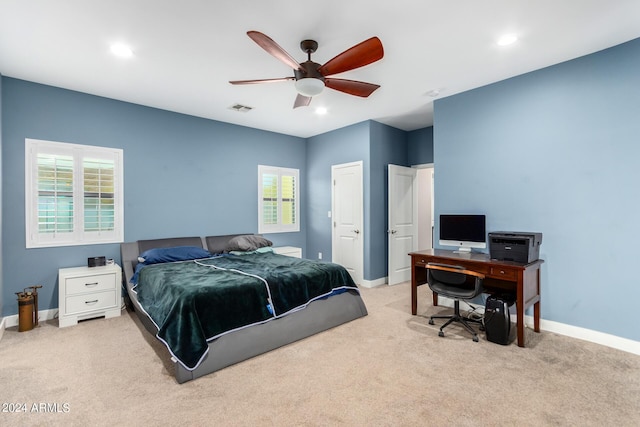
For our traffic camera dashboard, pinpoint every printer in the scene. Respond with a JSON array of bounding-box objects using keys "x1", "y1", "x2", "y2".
[{"x1": 489, "y1": 231, "x2": 542, "y2": 264}]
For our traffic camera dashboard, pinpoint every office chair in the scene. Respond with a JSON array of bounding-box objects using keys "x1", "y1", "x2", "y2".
[{"x1": 426, "y1": 263, "x2": 485, "y2": 342}]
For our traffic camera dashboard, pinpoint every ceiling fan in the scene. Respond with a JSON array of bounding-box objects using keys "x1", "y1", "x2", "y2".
[{"x1": 229, "y1": 31, "x2": 384, "y2": 108}]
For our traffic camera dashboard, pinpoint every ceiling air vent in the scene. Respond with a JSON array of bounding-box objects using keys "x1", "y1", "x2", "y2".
[{"x1": 229, "y1": 104, "x2": 253, "y2": 113}]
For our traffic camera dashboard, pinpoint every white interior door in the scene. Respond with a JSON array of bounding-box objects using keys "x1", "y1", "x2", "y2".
[
  {"x1": 388, "y1": 164, "x2": 418, "y2": 285},
  {"x1": 331, "y1": 161, "x2": 364, "y2": 284}
]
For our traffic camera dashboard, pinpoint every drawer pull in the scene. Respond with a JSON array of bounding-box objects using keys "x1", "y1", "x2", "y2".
[
  {"x1": 85, "y1": 299, "x2": 99, "y2": 305},
  {"x1": 85, "y1": 282, "x2": 99, "y2": 287}
]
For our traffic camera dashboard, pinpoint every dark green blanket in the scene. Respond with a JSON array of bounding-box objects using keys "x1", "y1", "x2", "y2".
[{"x1": 134, "y1": 252, "x2": 358, "y2": 370}]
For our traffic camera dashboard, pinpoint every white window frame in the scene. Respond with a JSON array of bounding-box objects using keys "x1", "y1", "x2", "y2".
[
  {"x1": 25, "y1": 138, "x2": 124, "y2": 248},
  {"x1": 258, "y1": 165, "x2": 300, "y2": 234}
]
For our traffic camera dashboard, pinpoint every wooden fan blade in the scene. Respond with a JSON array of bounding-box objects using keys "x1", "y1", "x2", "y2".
[
  {"x1": 229, "y1": 77, "x2": 294, "y2": 85},
  {"x1": 247, "y1": 31, "x2": 303, "y2": 71},
  {"x1": 318, "y1": 37, "x2": 383, "y2": 76},
  {"x1": 293, "y1": 94, "x2": 312, "y2": 109},
  {"x1": 324, "y1": 78, "x2": 381, "y2": 97}
]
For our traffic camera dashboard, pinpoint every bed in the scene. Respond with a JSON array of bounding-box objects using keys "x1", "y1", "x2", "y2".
[{"x1": 120, "y1": 234, "x2": 368, "y2": 383}]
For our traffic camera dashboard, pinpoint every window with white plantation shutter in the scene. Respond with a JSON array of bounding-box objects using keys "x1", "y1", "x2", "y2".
[
  {"x1": 258, "y1": 165, "x2": 300, "y2": 233},
  {"x1": 37, "y1": 153, "x2": 74, "y2": 235},
  {"x1": 25, "y1": 139, "x2": 124, "y2": 248},
  {"x1": 83, "y1": 158, "x2": 116, "y2": 233}
]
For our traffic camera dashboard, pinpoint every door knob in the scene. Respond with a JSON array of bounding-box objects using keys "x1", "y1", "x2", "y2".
[
  {"x1": 353, "y1": 229, "x2": 360, "y2": 234},
  {"x1": 387, "y1": 229, "x2": 397, "y2": 234}
]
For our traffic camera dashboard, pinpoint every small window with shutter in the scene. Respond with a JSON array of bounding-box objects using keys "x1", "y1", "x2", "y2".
[{"x1": 258, "y1": 165, "x2": 300, "y2": 233}]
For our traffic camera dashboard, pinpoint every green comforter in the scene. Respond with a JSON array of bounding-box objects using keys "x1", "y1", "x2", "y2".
[{"x1": 134, "y1": 252, "x2": 358, "y2": 370}]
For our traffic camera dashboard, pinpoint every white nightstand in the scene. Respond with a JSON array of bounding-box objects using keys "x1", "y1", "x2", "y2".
[
  {"x1": 58, "y1": 264, "x2": 122, "y2": 328},
  {"x1": 272, "y1": 246, "x2": 302, "y2": 258}
]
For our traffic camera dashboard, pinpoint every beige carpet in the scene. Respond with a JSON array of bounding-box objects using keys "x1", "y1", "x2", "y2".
[{"x1": 1, "y1": 282, "x2": 639, "y2": 426}]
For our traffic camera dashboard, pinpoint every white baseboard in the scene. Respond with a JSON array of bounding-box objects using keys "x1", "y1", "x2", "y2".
[
  {"x1": 360, "y1": 277, "x2": 387, "y2": 288},
  {"x1": 435, "y1": 296, "x2": 640, "y2": 356},
  {"x1": 536, "y1": 317, "x2": 640, "y2": 356},
  {"x1": 1, "y1": 309, "x2": 58, "y2": 330},
  {"x1": 0, "y1": 316, "x2": 6, "y2": 343}
]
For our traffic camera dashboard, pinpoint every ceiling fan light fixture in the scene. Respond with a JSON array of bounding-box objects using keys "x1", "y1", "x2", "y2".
[{"x1": 295, "y1": 78, "x2": 325, "y2": 97}]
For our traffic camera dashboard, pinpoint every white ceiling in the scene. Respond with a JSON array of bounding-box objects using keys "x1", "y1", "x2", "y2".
[{"x1": 1, "y1": 1, "x2": 639, "y2": 138}]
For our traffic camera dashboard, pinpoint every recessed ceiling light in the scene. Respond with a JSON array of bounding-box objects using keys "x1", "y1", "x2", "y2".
[
  {"x1": 497, "y1": 34, "x2": 518, "y2": 47},
  {"x1": 110, "y1": 43, "x2": 133, "y2": 58},
  {"x1": 315, "y1": 107, "x2": 327, "y2": 115}
]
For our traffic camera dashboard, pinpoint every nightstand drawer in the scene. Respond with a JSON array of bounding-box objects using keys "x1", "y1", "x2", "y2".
[
  {"x1": 65, "y1": 290, "x2": 117, "y2": 314},
  {"x1": 65, "y1": 273, "x2": 117, "y2": 295}
]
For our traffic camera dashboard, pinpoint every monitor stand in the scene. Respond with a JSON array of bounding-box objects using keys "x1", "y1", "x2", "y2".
[{"x1": 453, "y1": 247, "x2": 472, "y2": 254}]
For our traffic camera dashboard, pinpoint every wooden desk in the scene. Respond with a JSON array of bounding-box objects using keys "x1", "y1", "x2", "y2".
[{"x1": 409, "y1": 249, "x2": 544, "y2": 347}]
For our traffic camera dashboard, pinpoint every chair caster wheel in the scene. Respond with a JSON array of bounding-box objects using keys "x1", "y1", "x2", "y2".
[
  {"x1": 429, "y1": 319, "x2": 434, "y2": 325},
  {"x1": 438, "y1": 331, "x2": 445, "y2": 337},
  {"x1": 479, "y1": 325, "x2": 485, "y2": 331},
  {"x1": 473, "y1": 336, "x2": 479, "y2": 342}
]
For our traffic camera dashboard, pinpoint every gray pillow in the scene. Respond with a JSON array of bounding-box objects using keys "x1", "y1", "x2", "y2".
[{"x1": 225, "y1": 235, "x2": 273, "y2": 252}]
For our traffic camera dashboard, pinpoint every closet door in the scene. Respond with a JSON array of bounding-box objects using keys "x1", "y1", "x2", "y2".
[{"x1": 331, "y1": 161, "x2": 363, "y2": 284}]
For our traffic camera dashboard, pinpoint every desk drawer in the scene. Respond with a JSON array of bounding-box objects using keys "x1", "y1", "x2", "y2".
[
  {"x1": 414, "y1": 256, "x2": 430, "y2": 267},
  {"x1": 489, "y1": 266, "x2": 518, "y2": 280}
]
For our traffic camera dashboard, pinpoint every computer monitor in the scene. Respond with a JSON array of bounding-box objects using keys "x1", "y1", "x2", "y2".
[{"x1": 439, "y1": 214, "x2": 487, "y2": 253}]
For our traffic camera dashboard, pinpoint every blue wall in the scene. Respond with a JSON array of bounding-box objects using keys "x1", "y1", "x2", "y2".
[
  {"x1": 434, "y1": 38, "x2": 640, "y2": 341},
  {"x1": 408, "y1": 126, "x2": 434, "y2": 165},
  {"x1": 1, "y1": 78, "x2": 306, "y2": 315}
]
